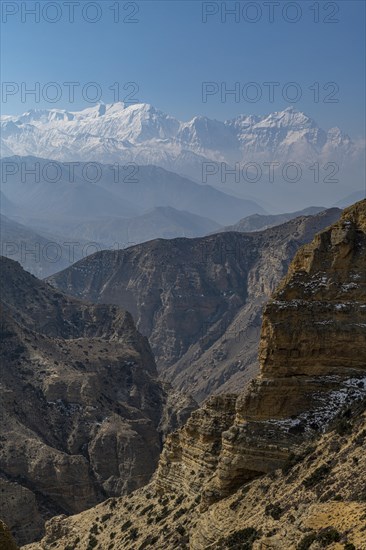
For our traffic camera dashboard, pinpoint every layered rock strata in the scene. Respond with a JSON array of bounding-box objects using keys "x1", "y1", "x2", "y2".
[{"x1": 156, "y1": 200, "x2": 366, "y2": 504}]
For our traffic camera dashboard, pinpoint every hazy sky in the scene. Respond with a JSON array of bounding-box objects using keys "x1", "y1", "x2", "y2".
[{"x1": 1, "y1": 0, "x2": 365, "y2": 137}]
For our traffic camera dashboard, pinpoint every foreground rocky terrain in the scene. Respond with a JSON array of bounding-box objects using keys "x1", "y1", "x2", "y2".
[
  {"x1": 48, "y1": 208, "x2": 341, "y2": 401},
  {"x1": 22, "y1": 397, "x2": 366, "y2": 550},
  {"x1": 21, "y1": 199, "x2": 366, "y2": 550},
  {"x1": 0, "y1": 258, "x2": 195, "y2": 545}
]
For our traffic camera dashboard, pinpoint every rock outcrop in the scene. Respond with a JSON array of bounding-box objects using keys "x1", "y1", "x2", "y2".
[
  {"x1": 0, "y1": 257, "x2": 195, "y2": 545},
  {"x1": 23, "y1": 200, "x2": 366, "y2": 550},
  {"x1": 48, "y1": 208, "x2": 341, "y2": 401}
]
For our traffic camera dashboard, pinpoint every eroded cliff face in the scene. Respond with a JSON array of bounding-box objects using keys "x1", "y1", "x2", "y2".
[
  {"x1": 156, "y1": 395, "x2": 237, "y2": 497},
  {"x1": 155, "y1": 201, "x2": 366, "y2": 506},
  {"x1": 0, "y1": 257, "x2": 195, "y2": 545}
]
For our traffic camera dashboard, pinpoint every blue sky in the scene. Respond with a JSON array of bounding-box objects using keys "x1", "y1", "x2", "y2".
[{"x1": 1, "y1": 0, "x2": 365, "y2": 137}]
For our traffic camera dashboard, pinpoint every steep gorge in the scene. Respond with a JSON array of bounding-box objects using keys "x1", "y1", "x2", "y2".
[{"x1": 24, "y1": 200, "x2": 366, "y2": 549}]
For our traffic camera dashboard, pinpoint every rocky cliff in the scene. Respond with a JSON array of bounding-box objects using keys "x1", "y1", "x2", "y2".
[
  {"x1": 0, "y1": 257, "x2": 195, "y2": 545},
  {"x1": 158, "y1": 200, "x2": 366, "y2": 504},
  {"x1": 23, "y1": 200, "x2": 366, "y2": 550},
  {"x1": 48, "y1": 208, "x2": 341, "y2": 402}
]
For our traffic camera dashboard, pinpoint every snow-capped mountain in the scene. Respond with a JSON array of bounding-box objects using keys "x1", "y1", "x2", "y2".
[{"x1": 1, "y1": 103, "x2": 362, "y2": 184}]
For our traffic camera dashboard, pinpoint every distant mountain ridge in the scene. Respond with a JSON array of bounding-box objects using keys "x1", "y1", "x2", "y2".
[
  {"x1": 217, "y1": 206, "x2": 326, "y2": 233},
  {"x1": 0, "y1": 156, "x2": 265, "y2": 228},
  {"x1": 58, "y1": 206, "x2": 222, "y2": 248},
  {"x1": 0, "y1": 207, "x2": 222, "y2": 278},
  {"x1": 0, "y1": 214, "x2": 89, "y2": 277}
]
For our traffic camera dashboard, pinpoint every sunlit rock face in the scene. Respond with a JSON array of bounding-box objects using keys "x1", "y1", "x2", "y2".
[{"x1": 155, "y1": 200, "x2": 366, "y2": 505}]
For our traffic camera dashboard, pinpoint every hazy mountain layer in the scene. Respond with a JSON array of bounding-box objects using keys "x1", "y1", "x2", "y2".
[
  {"x1": 0, "y1": 156, "x2": 265, "y2": 228},
  {"x1": 0, "y1": 206, "x2": 222, "y2": 278},
  {"x1": 0, "y1": 214, "x2": 93, "y2": 278},
  {"x1": 45, "y1": 207, "x2": 222, "y2": 249}
]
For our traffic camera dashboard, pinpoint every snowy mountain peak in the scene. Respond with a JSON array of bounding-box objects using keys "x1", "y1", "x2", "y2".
[
  {"x1": 14, "y1": 108, "x2": 75, "y2": 125},
  {"x1": 258, "y1": 107, "x2": 316, "y2": 129},
  {"x1": 0, "y1": 103, "x2": 360, "y2": 179}
]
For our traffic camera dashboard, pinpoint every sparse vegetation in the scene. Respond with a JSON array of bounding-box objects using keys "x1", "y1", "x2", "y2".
[
  {"x1": 355, "y1": 428, "x2": 366, "y2": 445},
  {"x1": 297, "y1": 532, "x2": 317, "y2": 550},
  {"x1": 121, "y1": 520, "x2": 132, "y2": 531},
  {"x1": 218, "y1": 527, "x2": 259, "y2": 549},
  {"x1": 297, "y1": 527, "x2": 341, "y2": 549},
  {"x1": 265, "y1": 503, "x2": 282, "y2": 520},
  {"x1": 87, "y1": 535, "x2": 98, "y2": 550},
  {"x1": 155, "y1": 505, "x2": 170, "y2": 523},
  {"x1": 317, "y1": 527, "x2": 341, "y2": 545},
  {"x1": 282, "y1": 446, "x2": 316, "y2": 476},
  {"x1": 334, "y1": 417, "x2": 352, "y2": 436},
  {"x1": 90, "y1": 523, "x2": 99, "y2": 535},
  {"x1": 129, "y1": 527, "x2": 139, "y2": 540},
  {"x1": 175, "y1": 494, "x2": 185, "y2": 505},
  {"x1": 303, "y1": 465, "x2": 331, "y2": 488},
  {"x1": 140, "y1": 503, "x2": 154, "y2": 515},
  {"x1": 173, "y1": 507, "x2": 187, "y2": 521}
]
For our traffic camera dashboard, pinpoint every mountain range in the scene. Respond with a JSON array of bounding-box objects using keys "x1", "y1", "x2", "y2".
[
  {"x1": 0, "y1": 206, "x2": 222, "y2": 278},
  {"x1": 0, "y1": 214, "x2": 91, "y2": 278},
  {"x1": 217, "y1": 205, "x2": 326, "y2": 233},
  {"x1": 1, "y1": 104, "x2": 364, "y2": 211}
]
